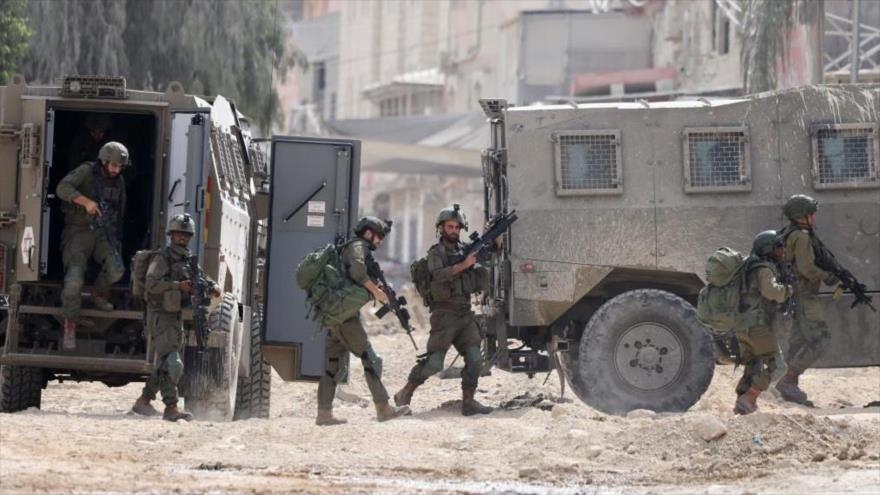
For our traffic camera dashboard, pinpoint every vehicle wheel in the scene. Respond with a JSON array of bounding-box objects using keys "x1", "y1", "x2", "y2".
[
  {"x1": 0, "y1": 365, "x2": 44, "y2": 413},
  {"x1": 233, "y1": 305, "x2": 271, "y2": 420},
  {"x1": 570, "y1": 289, "x2": 715, "y2": 415},
  {"x1": 184, "y1": 293, "x2": 242, "y2": 421}
]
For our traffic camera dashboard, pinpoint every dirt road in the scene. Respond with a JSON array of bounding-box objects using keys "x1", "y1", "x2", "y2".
[{"x1": 1, "y1": 325, "x2": 878, "y2": 494}]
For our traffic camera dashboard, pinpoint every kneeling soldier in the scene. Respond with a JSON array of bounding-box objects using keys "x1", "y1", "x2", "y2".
[
  {"x1": 395, "y1": 205, "x2": 494, "y2": 416},
  {"x1": 316, "y1": 217, "x2": 410, "y2": 425},
  {"x1": 734, "y1": 231, "x2": 793, "y2": 415},
  {"x1": 131, "y1": 214, "x2": 220, "y2": 421}
]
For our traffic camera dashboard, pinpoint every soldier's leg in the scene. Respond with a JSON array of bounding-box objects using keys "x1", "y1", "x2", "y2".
[
  {"x1": 134, "y1": 312, "x2": 178, "y2": 416},
  {"x1": 317, "y1": 327, "x2": 348, "y2": 412},
  {"x1": 454, "y1": 313, "x2": 492, "y2": 416},
  {"x1": 152, "y1": 314, "x2": 185, "y2": 406},
  {"x1": 786, "y1": 310, "x2": 830, "y2": 373},
  {"x1": 93, "y1": 235, "x2": 125, "y2": 288},
  {"x1": 735, "y1": 326, "x2": 778, "y2": 394},
  {"x1": 60, "y1": 229, "x2": 95, "y2": 320}
]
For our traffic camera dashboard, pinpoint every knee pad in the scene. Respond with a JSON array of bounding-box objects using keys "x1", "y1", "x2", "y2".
[
  {"x1": 162, "y1": 351, "x2": 185, "y2": 382},
  {"x1": 106, "y1": 263, "x2": 126, "y2": 283},
  {"x1": 361, "y1": 348, "x2": 383, "y2": 378},
  {"x1": 423, "y1": 352, "x2": 445, "y2": 375},
  {"x1": 462, "y1": 346, "x2": 482, "y2": 366}
]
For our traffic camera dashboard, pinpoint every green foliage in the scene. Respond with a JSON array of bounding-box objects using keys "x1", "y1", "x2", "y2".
[
  {"x1": 0, "y1": 0, "x2": 32, "y2": 85},
  {"x1": 21, "y1": 0, "x2": 294, "y2": 134}
]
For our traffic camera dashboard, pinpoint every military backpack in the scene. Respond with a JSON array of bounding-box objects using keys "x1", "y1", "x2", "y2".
[
  {"x1": 130, "y1": 248, "x2": 170, "y2": 300},
  {"x1": 696, "y1": 247, "x2": 748, "y2": 333},
  {"x1": 409, "y1": 257, "x2": 433, "y2": 307},
  {"x1": 296, "y1": 243, "x2": 371, "y2": 327}
]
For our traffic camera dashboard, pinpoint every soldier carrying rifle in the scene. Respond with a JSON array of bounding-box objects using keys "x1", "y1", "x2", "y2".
[{"x1": 55, "y1": 141, "x2": 129, "y2": 350}]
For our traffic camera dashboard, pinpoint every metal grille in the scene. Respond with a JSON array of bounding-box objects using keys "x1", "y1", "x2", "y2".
[
  {"x1": 558, "y1": 133, "x2": 620, "y2": 192},
  {"x1": 686, "y1": 130, "x2": 747, "y2": 188},
  {"x1": 815, "y1": 127, "x2": 877, "y2": 185}
]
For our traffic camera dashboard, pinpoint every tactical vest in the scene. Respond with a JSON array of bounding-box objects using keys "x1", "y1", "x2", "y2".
[
  {"x1": 427, "y1": 241, "x2": 488, "y2": 309},
  {"x1": 61, "y1": 162, "x2": 125, "y2": 227},
  {"x1": 738, "y1": 259, "x2": 778, "y2": 330},
  {"x1": 145, "y1": 246, "x2": 191, "y2": 313}
]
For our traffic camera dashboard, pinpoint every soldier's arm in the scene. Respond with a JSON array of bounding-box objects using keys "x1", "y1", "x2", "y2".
[
  {"x1": 120, "y1": 176, "x2": 127, "y2": 219},
  {"x1": 792, "y1": 233, "x2": 832, "y2": 283},
  {"x1": 145, "y1": 256, "x2": 180, "y2": 296},
  {"x1": 428, "y1": 247, "x2": 475, "y2": 281},
  {"x1": 55, "y1": 164, "x2": 91, "y2": 203},
  {"x1": 342, "y1": 242, "x2": 370, "y2": 286},
  {"x1": 757, "y1": 267, "x2": 791, "y2": 303}
]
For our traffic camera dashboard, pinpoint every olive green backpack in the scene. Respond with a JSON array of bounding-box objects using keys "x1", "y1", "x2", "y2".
[
  {"x1": 696, "y1": 247, "x2": 748, "y2": 333},
  {"x1": 296, "y1": 243, "x2": 371, "y2": 327},
  {"x1": 409, "y1": 257, "x2": 433, "y2": 307}
]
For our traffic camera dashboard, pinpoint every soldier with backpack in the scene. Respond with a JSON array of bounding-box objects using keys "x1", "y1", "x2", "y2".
[
  {"x1": 395, "y1": 205, "x2": 498, "y2": 417},
  {"x1": 313, "y1": 216, "x2": 410, "y2": 426},
  {"x1": 775, "y1": 195, "x2": 839, "y2": 406},
  {"x1": 732, "y1": 231, "x2": 794, "y2": 415},
  {"x1": 130, "y1": 214, "x2": 220, "y2": 422}
]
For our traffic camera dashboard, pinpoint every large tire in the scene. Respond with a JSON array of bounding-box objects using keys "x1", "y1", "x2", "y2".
[
  {"x1": 184, "y1": 293, "x2": 242, "y2": 421},
  {"x1": 569, "y1": 289, "x2": 715, "y2": 415},
  {"x1": 0, "y1": 365, "x2": 43, "y2": 413},
  {"x1": 233, "y1": 305, "x2": 271, "y2": 420}
]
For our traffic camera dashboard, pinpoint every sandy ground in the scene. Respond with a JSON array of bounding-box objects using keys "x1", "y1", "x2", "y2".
[{"x1": 1, "y1": 313, "x2": 879, "y2": 495}]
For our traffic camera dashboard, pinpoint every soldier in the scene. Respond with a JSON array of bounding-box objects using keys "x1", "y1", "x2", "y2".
[
  {"x1": 733, "y1": 231, "x2": 793, "y2": 415},
  {"x1": 131, "y1": 214, "x2": 220, "y2": 422},
  {"x1": 68, "y1": 113, "x2": 113, "y2": 169},
  {"x1": 315, "y1": 216, "x2": 410, "y2": 426},
  {"x1": 55, "y1": 141, "x2": 129, "y2": 350},
  {"x1": 394, "y1": 205, "x2": 494, "y2": 416},
  {"x1": 775, "y1": 194, "x2": 838, "y2": 405}
]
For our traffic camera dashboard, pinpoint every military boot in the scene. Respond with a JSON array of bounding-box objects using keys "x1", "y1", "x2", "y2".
[
  {"x1": 162, "y1": 401, "x2": 193, "y2": 422},
  {"x1": 375, "y1": 401, "x2": 410, "y2": 422},
  {"x1": 775, "y1": 368, "x2": 813, "y2": 406},
  {"x1": 62, "y1": 319, "x2": 77, "y2": 350},
  {"x1": 92, "y1": 291, "x2": 115, "y2": 312},
  {"x1": 734, "y1": 386, "x2": 761, "y2": 415},
  {"x1": 131, "y1": 396, "x2": 160, "y2": 417},
  {"x1": 461, "y1": 387, "x2": 492, "y2": 416},
  {"x1": 315, "y1": 408, "x2": 347, "y2": 426},
  {"x1": 393, "y1": 381, "x2": 420, "y2": 407}
]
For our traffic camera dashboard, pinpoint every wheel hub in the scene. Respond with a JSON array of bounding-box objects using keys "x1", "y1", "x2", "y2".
[{"x1": 615, "y1": 322, "x2": 684, "y2": 391}]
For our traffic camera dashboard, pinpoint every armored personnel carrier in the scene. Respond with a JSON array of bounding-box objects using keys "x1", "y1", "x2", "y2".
[
  {"x1": 0, "y1": 75, "x2": 362, "y2": 419},
  {"x1": 477, "y1": 85, "x2": 879, "y2": 414}
]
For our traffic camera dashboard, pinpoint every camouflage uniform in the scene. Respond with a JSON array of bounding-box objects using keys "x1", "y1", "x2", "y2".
[
  {"x1": 55, "y1": 161, "x2": 126, "y2": 320},
  {"x1": 317, "y1": 238, "x2": 391, "y2": 408},
  {"x1": 405, "y1": 239, "x2": 486, "y2": 389},
  {"x1": 735, "y1": 263, "x2": 789, "y2": 395},
  {"x1": 141, "y1": 244, "x2": 192, "y2": 406},
  {"x1": 782, "y1": 228, "x2": 833, "y2": 372}
]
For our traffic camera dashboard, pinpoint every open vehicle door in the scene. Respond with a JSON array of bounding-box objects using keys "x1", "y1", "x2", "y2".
[
  {"x1": 15, "y1": 101, "x2": 50, "y2": 281},
  {"x1": 262, "y1": 137, "x2": 360, "y2": 381}
]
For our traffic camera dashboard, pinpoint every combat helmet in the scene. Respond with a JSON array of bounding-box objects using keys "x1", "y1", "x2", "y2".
[
  {"x1": 752, "y1": 230, "x2": 783, "y2": 257},
  {"x1": 435, "y1": 204, "x2": 468, "y2": 231},
  {"x1": 783, "y1": 194, "x2": 818, "y2": 221},
  {"x1": 98, "y1": 141, "x2": 130, "y2": 166},
  {"x1": 167, "y1": 213, "x2": 196, "y2": 235},
  {"x1": 354, "y1": 216, "x2": 391, "y2": 238}
]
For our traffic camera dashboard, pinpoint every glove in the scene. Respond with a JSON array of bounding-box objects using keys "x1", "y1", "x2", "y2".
[{"x1": 824, "y1": 273, "x2": 839, "y2": 286}]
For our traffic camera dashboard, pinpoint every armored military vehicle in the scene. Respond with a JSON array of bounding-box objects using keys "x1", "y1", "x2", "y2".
[
  {"x1": 477, "y1": 85, "x2": 879, "y2": 414},
  {"x1": 0, "y1": 75, "x2": 362, "y2": 419}
]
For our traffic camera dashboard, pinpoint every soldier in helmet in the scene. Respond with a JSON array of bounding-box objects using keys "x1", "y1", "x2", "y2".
[
  {"x1": 775, "y1": 194, "x2": 838, "y2": 406},
  {"x1": 394, "y1": 205, "x2": 495, "y2": 416},
  {"x1": 131, "y1": 214, "x2": 220, "y2": 422},
  {"x1": 315, "y1": 216, "x2": 410, "y2": 426},
  {"x1": 733, "y1": 231, "x2": 794, "y2": 414},
  {"x1": 55, "y1": 141, "x2": 130, "y2": 350},
  {"x1": 68, "y1": 112, "x2": 113, "y2": 169}
]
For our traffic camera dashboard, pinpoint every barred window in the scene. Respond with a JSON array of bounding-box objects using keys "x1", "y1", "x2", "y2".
[
  {"x1": 812, "y1": 124, "x2": 879, "y2": 190},
  {"x1": 554, "y1": 131, "x2": 622, "y2": 195},
  {"x1": 683, "y1": 127, "x2": 750, "y2": 193}
]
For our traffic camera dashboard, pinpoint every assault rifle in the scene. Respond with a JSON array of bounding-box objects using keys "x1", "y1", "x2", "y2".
[
  {"x1": 366, "y1": 256, "x2": 418, "y2": 350},
  {"x1": 185, "y1": 254, "x2": 214, "y2": 353},
  {"x1": 777, "y1": 261, "x2": 797, "y2": 317},
  {"x1": 455, "y1": 210, "x2": 518, "y2": 263},
  {"x1": 812, "y1": 234, "x2": 876, "y2": 312}
]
